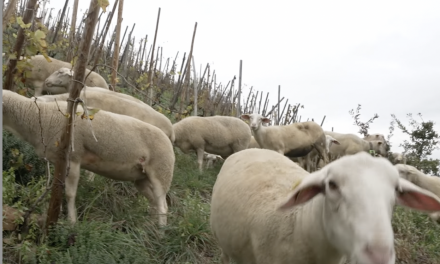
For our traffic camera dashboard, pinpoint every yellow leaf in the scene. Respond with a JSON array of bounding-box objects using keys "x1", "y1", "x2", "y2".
[
  {"x1": 64, "y1": 113, "x2": 71, "y2": 118},
  {"x1": 11, "y1": 148, "x2": 20, "y2": 157},
  {"x1": 291, "y1": 179, "x2": 302, "y2": 190},
  {"x1": 16, "y1": 17, "x2": 31, "y2": 29},
  {"x1": 98, "y1": 0, "x2": 110, "y2": 12},
  {"x1": 42, "y1": 53, "x2": 52, "y2": 62},
  {"x1": 34, "y1": 30, "x2": 47, "y2": 48},
  {"x1": 87, "y1": 108, "x2": 100, "y2": 116}
]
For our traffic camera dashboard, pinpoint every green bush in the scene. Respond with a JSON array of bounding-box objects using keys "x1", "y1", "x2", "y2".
[{"x1": 3, "y1": 130, "x2": 47, "y2": 185}]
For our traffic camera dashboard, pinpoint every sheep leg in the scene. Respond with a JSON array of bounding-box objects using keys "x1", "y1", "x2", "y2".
[
  {"x1": 134, "y1": 177, "x2": 168, "y2": 227},
  {"x1": 85, "y1": 170, "x2": 95, "y2": 181},
  {"x1": 197, "y1": 148, "x2": 205, "y2": 173},
  {"x1": 220, "y1": 249, "x2": 230, "y2": 264},
  {"x1": 305, "y1": 154, "x2": 312, "y2": 172},
  {"x1": 33, "y1": 81, "x2": 45, "y2": 96},
  {"x1": 65, "y1": 162, "x2": 81, "y2": 224},
  {"x1": 314, "y1": 145, "x2": 329, "y2": 167},
  {"x1": 206, "y1": 159, "x2": 213, "y2": 169}
]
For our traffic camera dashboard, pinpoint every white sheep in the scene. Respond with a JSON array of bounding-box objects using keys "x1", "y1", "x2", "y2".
[
  {"x1": 204, "y1": 152, "x2": 224, "y2": 169},
  {"x1": 395, "y1": 164, "x2": 440, "y2": 223},
  {"x1": 3, "y1": 90, "x2": 175, "y2": 226},
  {"x1": 298, "y1": 134, "x2": 341, "y2": 171},
  {"x1": 248, "y1": 136, "x2": 261, "y2": 149},
  {"x1": 16, "y1": 55, "x2": 109, "y2": 96},
  {"x1": 325, "y1": 131, "x2": 387, "y2": 160},
  {"x1": 33, "y1": 89, "x2": 175, "y2": 143},
  {"x1": 210, "y1": 149, "x2": 440, "y2": 264},
  {"x1": 364, "y1": 133, "x2": 390, "y2": 151},
  {"x1": 391, "y1": 152, "x2": 407, "y2": 164},
  {"x1": 241, "y1": 113, "x2": 329, "y2": 171},
  {"x1": 364, "y1": 133, "x2": 386, "y2": 142},
  {"x1": 173, "y1": 115, "x2": 252, "y2": 172}
]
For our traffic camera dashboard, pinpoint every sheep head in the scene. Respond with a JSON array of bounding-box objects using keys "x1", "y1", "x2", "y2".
[
  {"x1": 279, "y1": 152, "x2": 440, "y2": 264},
  {"x1": 45, "y1": 67, "x2": 74, "y2": 88},
  {"x1": 241, "y1": 113, "x2": 270, "y2": 131}
]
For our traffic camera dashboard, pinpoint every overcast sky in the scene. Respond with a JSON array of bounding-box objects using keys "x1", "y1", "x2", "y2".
[{"x1": 47, "y1": 0, "x2": 440, "y2": 159}]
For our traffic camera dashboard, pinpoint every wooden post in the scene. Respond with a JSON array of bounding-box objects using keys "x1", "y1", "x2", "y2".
[
  {"x1": 277, "y1": 85, "x2": 281, "y2": 125},
  {"x1": 237, "y1": 60, "x2": 242, "y2": 117},
  {"x1": 192, "y1": 56, "x2": 198, "y2": 116},
  {"x1": 111, "y1": 0, "x2": 124, "y2": 88},
  {"x1": 3, "y1": 0, "x2": 38, "y2": 91},
  {"x1": 91, "y1": 0, "x2": 118, "y2": 68},
  {"x1": 66, "y1": 0, "x2": 79, "y2": 61},
  {"x1": 321, "y1": 115, "x2": 326, "y2": 126},
  {"x1": 51, "y1": 0, "x2": 69, "y2": 44},
  {"x1": 45, "y1": 0, "x2": 101, "y2": 233},
  {"x1": 146, "y1": 8, "x2": 161, "y2": 105},
  {"x1": 2, "y1": 0, "x2": 18, "y2": 32}
]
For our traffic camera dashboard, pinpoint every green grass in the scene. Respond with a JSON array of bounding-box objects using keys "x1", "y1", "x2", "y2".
[
  {"x1": 3, "y1": 147, "x2": 223, "y2": 264},
  {"x1": 2, "y1": 89, "x2": 440, "y2": 264}
]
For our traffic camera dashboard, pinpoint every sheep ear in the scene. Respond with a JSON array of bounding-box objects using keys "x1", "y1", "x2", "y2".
[
  {"x1": 278, "y1": 171, "x2": 326, "y2": 210},
  {"x1": 262, "y1": 117, "x2": 271, "y2": 124},
  {"x1": 241, "y1": 114, "x2": 250, "y2": 120},
  {"x1": 396, "y1": 178, "x2": 440, "y2": 212},
  {"x1": 332, "y1": 139, "x2": 340, "y2": 145}
]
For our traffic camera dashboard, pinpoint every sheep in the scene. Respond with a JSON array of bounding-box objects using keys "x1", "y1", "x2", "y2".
[
  {"x1": 248, "y1": 136, "x2": 261, "y2": 149},
  {"x1": 37, "y1": 85, "x2": 144, "y2": 104},
  {"x1": 298, "y1": 134, "x2": 341, "y2": 171},
  {"x1": 3, "y1": 90, "x2": 175, "y2": 226},
  {"x1": 33, "y1": 89, "x2": 175, "y2": 143},
  {"x1": 390, "y1": 152, "x2": 407, "y2": 164},
  {"x1": 210, "y1": 149, "x2": 440, "y2": 264},
  {"x1": 16, "y1": 55, "x2": 109, "y2": 96},
  {"x1": 395, "y1": 164, "x2": 440, "y2": 223},
  {"x1": 240, "y1": 113, "x2": 329, "y2": 171},
  {"x1": 364, "y1": 133, "x2": 390, "y2": 151},
  {"x1": 173, "y1": 115, "x2": 251, "y2": 172},
  {"x1": 204, "y1": 152, "x2": 224, "y2": 169},
  {"x1": 325, "y1": 131, "x2": 387, "y2": 160},
  {"x1": 364, "y1": 133, "x2": 386, "y2": 142}
]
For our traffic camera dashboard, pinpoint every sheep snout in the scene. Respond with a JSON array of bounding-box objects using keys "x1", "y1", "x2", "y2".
[{"x1": 362, "y1": 244, "x2": 394, "y2": 264}]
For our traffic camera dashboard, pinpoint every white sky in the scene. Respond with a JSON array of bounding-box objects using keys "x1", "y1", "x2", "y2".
[{"x1": 46, "y1": 0, "x2": 440, "y2": 159}]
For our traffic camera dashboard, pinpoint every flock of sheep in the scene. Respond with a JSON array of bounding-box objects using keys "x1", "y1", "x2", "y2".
[{"x1": 3, "y1": 54, "x2": 440, "y2": 264}]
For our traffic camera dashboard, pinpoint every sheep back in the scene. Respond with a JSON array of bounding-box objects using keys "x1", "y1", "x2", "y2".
[
  {"x1": 173, "y1": 115, "x2": 251, "y2": 157},
  {"x1": 3, "y1": 90, "x2": 174, "y2": 192},
  {"x1": 35, "y1": 89, "x2": 174, "y2": 142},
  {"x1": 25, "y1": 55, "x2": 108, "y2": 94},
  {"x1": 210, "y1": 148, "x2": 311, "y2": 263}
]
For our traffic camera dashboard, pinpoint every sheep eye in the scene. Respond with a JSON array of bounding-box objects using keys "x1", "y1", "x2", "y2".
[{"x1": 328, "y1": 180, "x2": 338, "y2": 190}]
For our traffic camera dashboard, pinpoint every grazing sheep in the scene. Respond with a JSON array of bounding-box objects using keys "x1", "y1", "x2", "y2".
[
  {"x1": 204, "y1": 152, "x2": 224, "y2": 169},
  {"x1": 325, "y1": 131, "x2": 387, "y2": 160},
  {"x1": 17, "y1": 55, "x2": 109, "y2": 96},
  {"x1": 299, "y1": 134, "x2": 340, "y2": 171},
  {"x1": 33, "y1": 89, "x2": 175, "y2": 143},
  {"x1": 210, "y1": 149, "x2": 440, "y2": 264},
  {"x1": 248, "y1": 136, "x2": 261, "y2": 149},
  {"x1": 390, "y1": 152, "x2": 407, "y2": 164},
  {"x1": 173, "y1": 115, "x2": 251, "y2": 172},
  {"x1": 364, "y1": 133, "x2": 389, "y2": 151},
  {"x1": 241, "y1": 113, "x2": 329, "y2": 171},
  {"x1": 395, "y1": 164, "x2": 440, "y2": 223},
  {"x1": 3, "y1": 90, "x2": 175, "y2": 226}
]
